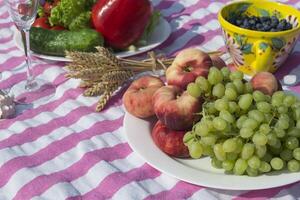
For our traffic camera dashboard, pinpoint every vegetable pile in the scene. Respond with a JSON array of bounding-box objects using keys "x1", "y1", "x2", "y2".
[{"x1": 31, "y1": 0, "x2": 160, "y2": 56}]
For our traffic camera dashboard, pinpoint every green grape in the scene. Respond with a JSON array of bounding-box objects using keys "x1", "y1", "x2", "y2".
[
  {"x1": 248, "y1": 110, "x2": 265, "y2": 123},
  {"x1": 285, "y1": 136, "x2": 299, "y2": 150},
  {"x1": 222, "y1": 160, "x2": 235, "y2": 171},
  {"x1": 223, "y1": 138, "x2": 237, "y2": 153},
  {"x1": 253, "y1": 91, "x2": 266, "y2": 102},
  {"x1": 233, "y1": 158, "x2": 248, "y2": 175},
  {"x1": 293, "y1": 148, "x2": 300, "y2": 160},
  {"x1": 257, "y1": 102, "x2": 272, "y2": 114},
  {"x1": 274, "y1": 127, "x2": 286, "y2": 138},
  {"x1": 252, "y1": 133, "x2": 268, "y2": 146},
  {"x1": 239, "y1": 94, "x2": 253, "y2": 110},
  {"x1": 287, "y1": 159, "x2": 300, "y2": 172},
  {"x1": 240, "y1": 127, "x2": 254, "y2": 138},
  {"x1": 233, "y1": 80, "x2": 244, "y2": 94},
  {"x1": 242, "y1": 118, "x2": 259, "y2": 130},
  {"x1": 221, "y1": 67, "x2": 230, "y2": 80},
  {"x1": 272, "y1": 139, "x2": 282, "y2": 149},
  {"x1": 297, "y1": 121, "x2": 300, "y2": 129},
  {"x1": 262, "y1": 152, "x2": 273, "y2": 162},
  {"x1": 205, "y1": 102, "x2": 217, "y2": 115},
  {"x1": 187, "y1": 83, "x2": 201, "y2": 98},
  {"x1": 225, "y1": 82, "x2": 237, "y2": 90},
  {"x1": 270, "y1": 157, "x2": 284, "y2": 170},
  {"x1": 278, "y1": 106, "x2": 288, "y2": 114},
  {"x1": 213, "y1": 117, "x2": 227, "y2": 131},
  {"x1": 288, "y1": 128, "x2": 300, "y2": 137},
  {"x1": 212, "y1": 83, "x2": 225, "y2": 98},
  {"x1": 188, "y1": 140, "x2": 203, "y2": 159},
  {"x1": 214, "y1": 143, "x2": 226, "y2": 161},
  {"x1": 215, "y1": 99, "x2": 229, "y2": 111},
  {"x1": 255, "y1": 145, "x2": 267, "y2": 158},
  {"x1": 230, "y1": 70, "x2": 244, "y2": 81},
  {"x1": 241, "y1": 143, "x2": 255, "y2": 159},
  {"x1": 259, "y1": 123, "x2": 271, "y2": 134},
  {"x1": 183, "y1": 131, "x2": 194, "y2": 144},
  {"x1": 246, "y1": 167, "x2": 259, "y2": 176},
  {"x1": 211, "y1": 157, "x2": 222, "y2": 169},
  {"x1": 227, "y1": 152, "x2": 238, "y2": 161},
  {"x1": 259, "y1": 161, "x2": 271, "y2": 173},
  {"x1": 225, "y1": 88, "x2": 238, "y2": 101},
  {"x1": 219, "y1": 110, "x2": 234, "y2": 123},
  {"x1": 265, "y1": 95, "x2": 272, "y2": 103},
  {"x1": 283, "y1": 95, "x2": 296, "y2": 107},
  {"x1": 236, "y1": 115, "x2": 248, "y2": 129},
  {"x1": 293, "y1": 108, "x2": 300, "y2": 120},
  {"x1": 201, "y1": 135, "x2": 217, "y2": 146},
  {"x1": 234, "y1": 138, "x2": 244, "y2": 154},
  {"x1": 244, "y1": 82, "x2": 253, "y2": 94},
  {"x1": 280, "y1": 149, "x2": 293, "y2": 161},
  {"x1": 195, "y1": 76, "x2": 211, "y2": 92},
  {"x1": 201, "y1": 142, "x2": 214, "y2": 156},
  {"x1": 208, "y1": 67, "x2": 223, "y2": 85},
  {"x1": 267, "y1": 133, "x2": 278, "y2": 146},
  {"x1": 276, "y1": 117, "x2": 289, "y2": 130},
  {"x1": 271, "y1": 91, "x2": 285, "y2": 107},
  {"x1": 195, "y1": 122, "x2": 209, "y2": 136},
  {"x1": 202, "y1": 118, "x2": 215, "y2": 131},
  {"x1": 248, "y1": 155, "x2": 261, "y2": 169},
  {"x1": 228, "y1": 101, "x2": 239, "y2": 114},
  {"x1": 264, "y1": 113, "x2": 273, "y2": 123}
]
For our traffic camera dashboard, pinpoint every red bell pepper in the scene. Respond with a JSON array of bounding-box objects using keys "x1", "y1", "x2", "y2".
[{"x1": 92, "y1": 0, "x2": 152, "y2": 49}]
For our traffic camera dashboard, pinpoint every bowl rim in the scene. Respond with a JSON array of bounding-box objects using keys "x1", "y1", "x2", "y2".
[{"x1": 218, "y1": 0, "x2": 300, "y2": 36}]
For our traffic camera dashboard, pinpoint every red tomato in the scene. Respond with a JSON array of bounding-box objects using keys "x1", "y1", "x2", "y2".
[
  {"x1": 51, "y1": 26, "x2": 65, "y2": 30},
  {"x1": 32, "y1": 17, "x2": 51, "y2": 29},
  {"x1": 43, "y1": 2, "x2": 53, "y2": 15}
]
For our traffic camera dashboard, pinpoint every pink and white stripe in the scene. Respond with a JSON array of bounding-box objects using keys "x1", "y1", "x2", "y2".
[{"x1": 0, "y1": 0, "x2": 300, "y2": 200}]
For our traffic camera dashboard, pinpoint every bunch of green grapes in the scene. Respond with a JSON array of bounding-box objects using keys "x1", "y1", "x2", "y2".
[{"x1": 184, "y1": 67, "x2": 300, "y2": 176}]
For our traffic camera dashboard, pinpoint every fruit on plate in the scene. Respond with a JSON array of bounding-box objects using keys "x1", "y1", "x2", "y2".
[
  {"x1": 152, "y1": 120, "x2": 189, "y2": 158},
  {"x1": 92, "y1": 0, "x2": 152, "y2": 49},
  {"x1": 251, "y1": 72, "x2": 278, "y2": 95},
  {"x1": 210, "y1": 55, "x2": 227, "y2": 69},
  {"x1": 153, "y1": 85, "x2": 202, "y2": 130},
  {"x1": 32, "y1": 17, "x2": 51, "y2": 29},
  {"x1": 183, "y1": 66, "x2": 300, "y2": 176},
  {"x1": 166, "y1": 48, "x2": 213, "y2": 89},
  {"x1": 123, "y1": 76, "x2": 164, "y2": 118}
]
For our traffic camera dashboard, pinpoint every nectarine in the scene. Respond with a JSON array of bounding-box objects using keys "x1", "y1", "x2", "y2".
[
  {"x1": 152, "y1": 120, "x2": 190, "y2": 158},
  {"x1": 166, "y1": 48, "x2": 212, "y2": 89},
  {"x1": 251, "y1": 72, "x2": 278, "y2": 96},
  {"x1": 123, "y1": 76, "x2": 164, "y2": 118},
  {"x1": 153, "y1": 85, "x2": 202, "y2": 131}
]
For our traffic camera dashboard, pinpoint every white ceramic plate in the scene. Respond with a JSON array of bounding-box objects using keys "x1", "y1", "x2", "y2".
[
  {"x1": 14, "y1": 17, "x2": 171, "y2": 61},
  {"x1": 124, "y1": 90, "x2": 300, "y2": 190}
]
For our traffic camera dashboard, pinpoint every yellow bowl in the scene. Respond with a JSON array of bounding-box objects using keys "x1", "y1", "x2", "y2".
[{"x1": 218, "y1": 0, "x2": 300, "y2": 75}]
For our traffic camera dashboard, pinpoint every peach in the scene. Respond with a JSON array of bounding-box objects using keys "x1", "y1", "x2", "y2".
[
  {"x1": 123, "y1": 76, "x2": 164, "y2": 118},
  {"x1": 251, "y1": 72, "x2": 278, "y2": 95},
  {"x1": 210, "y1": 55, "x2": 227, "y2": 69},
  {"x1": 166, "y1": 48, "x2": 212, "y2": 89},
  {"x1": 152, "y1": 120, "x2": 189, "y2": 158},
  {"x1": 153, "y1": 85, "x2": 202, "y2": 131}
]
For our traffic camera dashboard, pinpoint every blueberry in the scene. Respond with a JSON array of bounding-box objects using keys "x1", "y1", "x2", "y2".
[
  {"x1": 243, "y1": 20, "x2": 250, "y2": 27},
  {"x1": 261, "y1": 16, "x2": 269, "y2": 22},
  {"x1": 277, "y1": 23, "x2": 285, "y2": 30},
  {"x1": 270, "y1": 28, "x2": 277, "y2": 32},
  {"x1": 271, "y1": 16, "x2": 279, "y2": 24},
  {"x1": 249, "y1": 19, "x2": 255, "y2": 25},
  {"x1": 256, "y1": 23, "x2": 263, "y2": 29},
  {"x1": 236, "y1": 19, "x2": 243, "y2": 25}
]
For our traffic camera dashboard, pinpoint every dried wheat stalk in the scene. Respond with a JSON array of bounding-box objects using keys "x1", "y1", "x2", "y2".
[{"x1": 66, "y1": 47, "x2": 223, "y2": 111}]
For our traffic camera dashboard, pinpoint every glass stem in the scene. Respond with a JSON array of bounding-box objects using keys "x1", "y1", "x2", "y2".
[{"x1": 21, "y1": 29, "x2": 36, "y2": 90}]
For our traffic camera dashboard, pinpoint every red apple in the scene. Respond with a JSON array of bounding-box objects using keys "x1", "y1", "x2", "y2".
[
  {"x1": 210, "y1": 55, "x2": 227, "y2": 69},
  {"x1": 166, "y1": 48, "x2": 212, "y2": 89},
  {"x1": 251, "y1": 72, "x2": 278, "y2": 95},
  {"x1": 152, "y1": 120, "x2": 189, "y2": 158},
  {"x1": 123, "y1": 76, "x2": 164, "y2": 118},
  {"x1": 153, "y1": 85, "x2": 202, "y2": 131}
]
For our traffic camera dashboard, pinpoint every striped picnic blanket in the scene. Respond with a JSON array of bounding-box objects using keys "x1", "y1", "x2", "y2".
[{"x1": 1, "y1": 0, "x2": 300, "y2": 199}]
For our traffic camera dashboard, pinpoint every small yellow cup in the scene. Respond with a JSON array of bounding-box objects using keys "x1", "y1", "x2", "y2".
[{"x1": 218, "y1": 0, "x2": 300, "y2": 75}]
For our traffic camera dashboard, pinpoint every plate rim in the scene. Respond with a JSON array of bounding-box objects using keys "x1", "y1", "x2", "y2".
[
  {"x1": 14, "y1": 17, "x2": 171, "y2": 62},
  {"x1": 123, "y1": 90, "x2": 300, "y2": 190}
]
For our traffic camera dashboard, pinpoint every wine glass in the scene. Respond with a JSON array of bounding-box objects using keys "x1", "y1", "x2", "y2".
[{"x1": 5, "y1": 0, "x2": 55, "y2": 103}]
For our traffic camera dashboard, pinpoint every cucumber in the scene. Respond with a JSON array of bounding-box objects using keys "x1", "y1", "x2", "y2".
[{"x1": 30, "y1": 27, "x2": 104, "y2": 57}]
